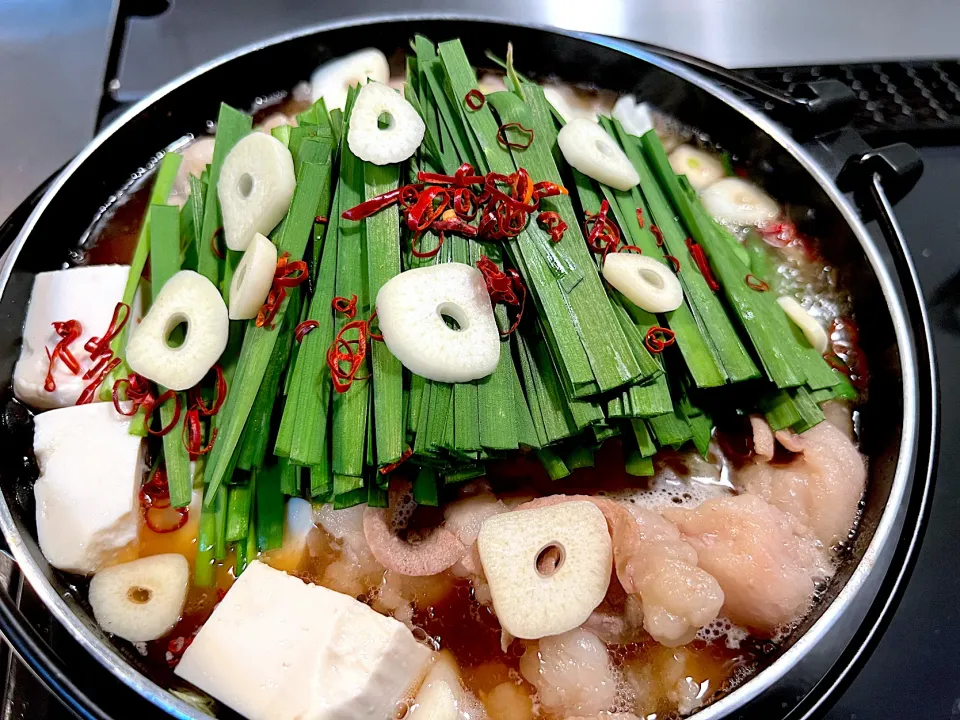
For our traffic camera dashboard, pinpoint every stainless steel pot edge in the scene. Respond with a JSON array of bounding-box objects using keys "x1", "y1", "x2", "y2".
[{"x1": 0, "y1": 15, "x2": 922, "y2": 719}]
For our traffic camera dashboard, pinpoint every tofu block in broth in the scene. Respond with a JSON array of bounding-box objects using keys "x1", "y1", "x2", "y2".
[
  {"x1": 14, "y1": 264, "x2": 135, "y2": 409},
  {"x1": 175, "y1": 560, "x2": 431, "y2": 720},
  {"x1": 32, "y1": 402, "x2": 143, "y2": 574}
]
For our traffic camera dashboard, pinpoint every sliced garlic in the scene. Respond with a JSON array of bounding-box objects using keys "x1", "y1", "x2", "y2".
[
  {"x1": 347, "y1": 81, "x2": 425, "y2": 165},
  {"x1": 557, "y1": 118, "x2": 639, "y2": 191},
  {"x1": 376, "y1": 263, "x2": 500, "y2": 383},
  {"x1": 669, "y1": 145, "x2": 726, "y2": 190},
  {"x1": 310, "y1": 48, "x2": 390, "y2": 112},
  {"x1": 612, "y1": 94, "x2": 655, "y2": 138},
  {"x1": 543, "y1": 84, "x2": 598, "y2": 123},
  {"x1": 777, "y1": 296, "x2": 829, "y2": 353},
  {"x1": 126, "y1": 270, "x2": 229, "y2": 390},
  {"x1": 89, "y1": 554, "x2": 189, "y2": 642},
  {"x1": 477, "y1": 501, "x2": 612, "y2": 639},
  {"x1": 603, "y1": 253, "x2": 683, "y2": 313},
  {"x1": 700, "y1": 177, "x2": 780, "y2": 227},
  {"x1": 229, "y1": 232, "x2": 278, "y2": 320},
  {"x1": 218, "y1": 132, "x2": 295, "y2": 252}
]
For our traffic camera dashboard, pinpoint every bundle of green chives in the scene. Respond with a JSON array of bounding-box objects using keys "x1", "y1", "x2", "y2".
[{"x1": 119, "y1": 37, "x2": 862, "y2": 585}]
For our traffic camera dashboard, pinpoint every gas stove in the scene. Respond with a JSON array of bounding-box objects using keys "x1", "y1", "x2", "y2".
[{"x1": 1, "y1": 3, "x2": 958, "y2": 719}]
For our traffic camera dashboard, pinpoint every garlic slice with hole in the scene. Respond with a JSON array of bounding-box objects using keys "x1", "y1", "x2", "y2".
[
  {"x1": 777, "y1": 296, "x2": 829, "y2": 353},
  {"x1": 700, "y1": 177, "x2": 780, "y2": 227},
  {"x1": 126, "y1": 270, "x2": 229, "y2": 390},
  {"x1": 669, "y1": 145, "x2": 726, "y2": 190},
  {"x1": 310, "y1": 48, "x2": 390, "y2": 112},
  {"x1": 229, "y1": 232, "x2": 278, "y2": 320},
  {"x1": 376, "y1": 263, "x2": 500, "y2": 383},
  {"x1": 603, "y1": 253, "x2": 684, "y2": 313},
  {"x1": 89, "y1": 554, "x2": 189, "y2": 642},
  {"x1": 557, "y1": 118, "x2": 639, "y2": 191},
  {"x1": 347, "y1": 81, "x2": 425, "y2": 165},
  {"x1": 612, "y1": 94, "x2": 655, "y2": 138},
  {"x1": 477, "y1": 501, "x2": 612, "y2": 639},
  {"x1": 218, "y1": 132, "x2": 295, "y2": 252}
]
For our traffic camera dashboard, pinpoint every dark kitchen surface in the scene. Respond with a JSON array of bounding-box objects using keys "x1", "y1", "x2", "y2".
[{"x1": 1, "y1": 3, "x2": 960, "y2": 720}]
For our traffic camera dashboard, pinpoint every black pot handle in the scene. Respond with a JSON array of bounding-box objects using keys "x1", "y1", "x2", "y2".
[
  {"x1": 0, "y1": 578, "x2": 112, "y2": 720},
  {"x1": 626, "y1": 41, "x2": 858, "y2": 136},
  {"x1": 783, "y1": 147, "x2": 940, "y2": 719}
]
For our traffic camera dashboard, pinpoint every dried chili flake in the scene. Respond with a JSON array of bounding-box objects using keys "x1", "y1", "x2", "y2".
[
  {"x1": 464, "y1": 89, "x2": 486, "y2": 110},
  {"x1": 112, "y1": 372, "x2": 154, "y2": 416},
  {"x1": 181, "y1": 406, "x2": 217, "y2": 460},
  {"x1": 476, "y1": 256, "x2": 527, "y2": 336},
  {"x1": 411, "y1": 232, "x2": 445, "y2": 259},
  {"x1": 332, "y1": 294, "x2": 358, "y2": 318},
  {"x1": 635, "y1": 208, "x2": 645, "y2": 229},
  {"x1": 532, "y1": 182, "x2": 568, "y2": 201},
  {"x1": 76, "y1": 357, "x2": 122, "y2": 405},
  {"x1": 85, "y1": 302, "x2": 131, "y2": 361},
  {"x1": 619, "y1": 245, "x2": 643, "y2": 254},
  {"x1": 256, "y1": 253, "x2": 308, "y2": 329},
  {"x1": 644, "y1": 326, "x2": 676, "y2": 354},
  {"x1": 82, "y1": 354, "x2": 113, "y2": 381},
  {"x1": 188, "y1": 364, "x2": 227, "y2": 417},
  {"x1": 380, "y1": 447, "x2": 414, "y2": 475},
  {"x1": 326, "y1": 319, "x2": 371, "y2": 393},
  {"x1": 257, "y1": 287, "x2": 287, "y2": 329},
  {"x1": 685, "y1": 238, "x2": 719, "y2": 291},
  {"x1": 583, "y1": 200, "x2": 621, "y2": 258},
  {"x1": 496, "y1": 122, "x2": 535, "y2": 150},
  {"x1": 651, "y1": 224, "x2": 664, "y2": 247},
  {"x1": 144, "y1": 390, "x2": 181, "y2": 436},
  {"x1": 341, "y1": 187, "x2": 402, "y2": 221},
  {"x1": 745, "y1": 274, "x2": 769, "y2": 292},
  {"x1": 341, "y1": 167, "x2": 566, "y2": 246},
  {"x1": 44, "y1": 319, "x2": 83, "y2": 392},
  {"x1": 367, "y1": 310, "x2": 383, "y2": 342},
  {"x1": 314, "y1": 215, "x2": 328, "y2": 225},
  {"x1": 295, "y1": 319, "x2": 321, "y2": 343},
  {"x1": 406, "y1": 187, "x2": 450, "y2": 234},
  {"x1": 418, "y1": 163, "x2": 484, "y2": 187},
  {"x1": 452, "y1": 188, "x2": 479, "y2": 220},
  {"x1": 210, "y1": 227, "x2": 225, "y2": 260},
  {"x1": 431, "y1": 216, "x2": 479, "y2": 237},
  {"x1": 664, "y1": 255, "x2": 681, "y2": 273},
  {"x1": 537, "y1": 211, "x2": 568, "y2": 243}
]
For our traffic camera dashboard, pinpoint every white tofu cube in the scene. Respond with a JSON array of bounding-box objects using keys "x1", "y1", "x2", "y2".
[
  {"x1": 175, "y1": 561, "x2": 431, "y2": 720},
  {"x1": 14, "y1": 265, "x2": 135, "y2": 409},
  {"x1": 33, "y1": 402, "x2": 143, "y2": 574}
]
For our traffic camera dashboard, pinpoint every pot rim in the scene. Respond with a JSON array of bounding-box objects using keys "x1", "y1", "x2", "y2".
[{"x1": 0, "y1": 14, "x2": 925, "y2": 720}]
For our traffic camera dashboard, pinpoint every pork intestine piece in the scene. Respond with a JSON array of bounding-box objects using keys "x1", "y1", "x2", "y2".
[
  {"x1": 663, "y1": 494, "x2": 832, "y2": 633},
  {"x1": 737, "y1": 415, "x2": 866, "y2": 546},
  {"x1": 520, "y1": 628, "x2": 618, "y2": 717}
]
